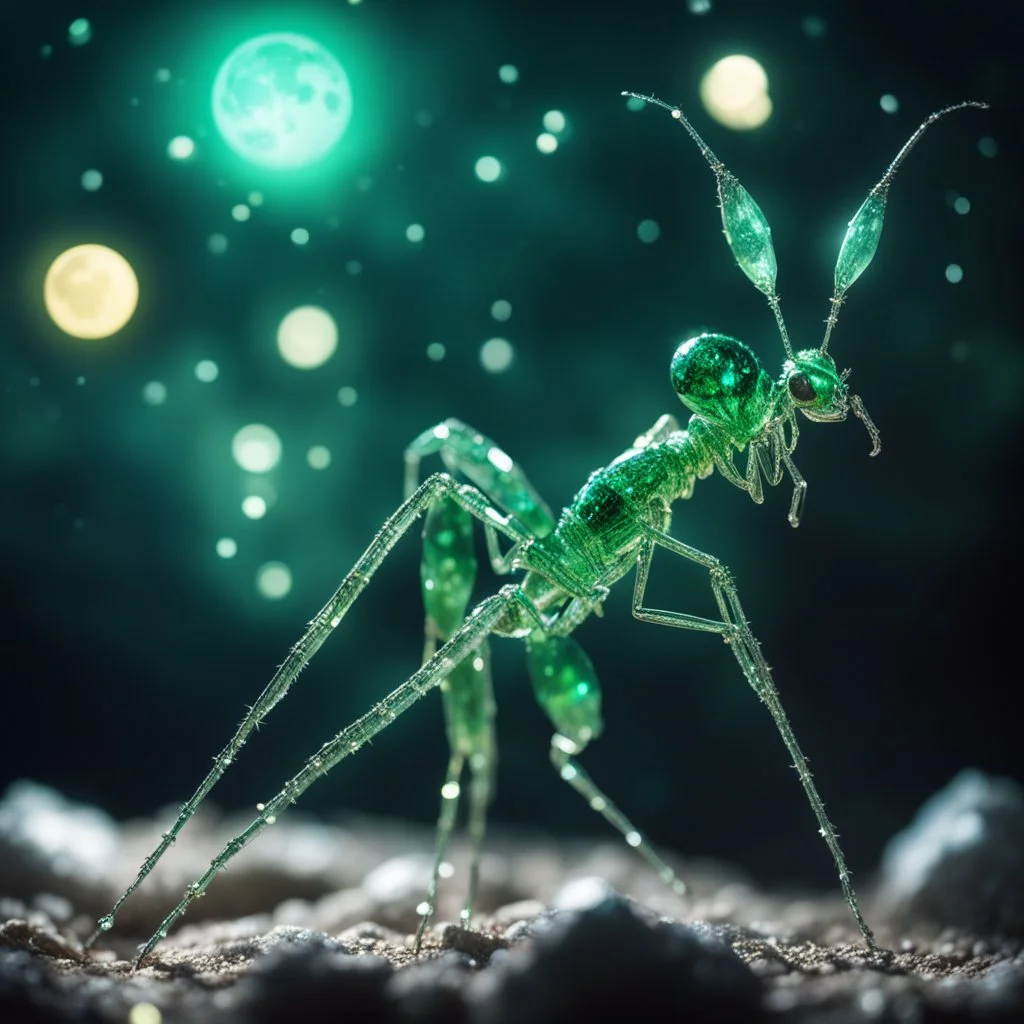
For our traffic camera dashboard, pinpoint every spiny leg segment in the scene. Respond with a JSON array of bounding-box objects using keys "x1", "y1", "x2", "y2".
[
  {"x1": 632, "y1": 525, "x2": 876, "y2": 948},
  {"x1": 132, "y1": 582, "x2": 541, "y2": 968},
  {"x1": 87, "y1": 470, "x2": 546, "y2": 955}
]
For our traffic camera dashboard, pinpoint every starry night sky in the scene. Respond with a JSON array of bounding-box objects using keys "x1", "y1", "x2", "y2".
[{"x1": 2, "y1": 0, "x2": 1021, "y2": 895}]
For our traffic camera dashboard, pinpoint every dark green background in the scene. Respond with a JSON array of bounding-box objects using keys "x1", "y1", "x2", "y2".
[{"x1": 2, "y1": 0, "x2": 1020, "y2": 893}]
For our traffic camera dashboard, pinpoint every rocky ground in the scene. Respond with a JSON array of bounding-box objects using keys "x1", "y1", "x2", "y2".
[{"x1": 1, "y1": 770, "x2": 1023, "y2": 1023}]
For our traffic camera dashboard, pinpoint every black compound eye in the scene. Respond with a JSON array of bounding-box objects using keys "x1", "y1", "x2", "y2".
[{"x1": 788, "y1": 372, "x2": 816, "y2": 404}]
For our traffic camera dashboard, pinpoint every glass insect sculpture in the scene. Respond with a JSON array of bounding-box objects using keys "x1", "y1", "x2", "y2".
[{"x1": 87, "y1": 94, "x2": 986, "y2": 967}]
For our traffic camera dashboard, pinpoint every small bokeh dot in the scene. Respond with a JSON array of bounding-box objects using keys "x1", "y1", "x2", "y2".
[
  {"x1": 542, "y1": 110, "x2": 566, "y2": 133},
  {"x1": 474, "y1": 156, "x2": 502, "y2": 182},
  {"x1": 68, "y1": 18, "x2": 92, "y2": 45},
  {"x1": 480, "y1": 337, "x2": 514, "y2": 373},
  {"x1": 216, "y1": 537, "x2": 238, "y2": 559},
  {"x1": 168, "y1": 136, "x2": 195, "y2": 160},
  {"x1": 142, "y1": 381, "x2": 167, "y2": 406},
  {"x1": 307, "y1": 445, "x2": 331, "y2": 469},
  {"x1": 194, "y1": 360, "x2": 219, "y2": 382},
  {"x1": 242, "y1": 495, "x2": 267, "y2": 520},
  {"x1": 256, "y1": 562, "x2": 292, "y2": 600},
  {"x1": 637, "y1": 219, "x2": 661, "y2": 243}
]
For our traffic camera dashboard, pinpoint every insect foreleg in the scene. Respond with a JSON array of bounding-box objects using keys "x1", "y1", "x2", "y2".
[{"x1": 632, "y1": 527, "x2": 877, "y2": 949}]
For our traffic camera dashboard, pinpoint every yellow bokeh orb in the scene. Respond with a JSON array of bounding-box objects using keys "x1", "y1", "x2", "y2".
[
  {"x1": 700, "y1": 55, "x2": 772, "y2": 130},
  {"x1": 44, "y1": 244, "x2": 139, "y2": 339},
  {"x1": 127, "y1": 1003, "x2": 162, "y2": 1024}
]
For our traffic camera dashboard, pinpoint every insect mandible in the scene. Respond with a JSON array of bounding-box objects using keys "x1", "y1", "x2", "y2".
[{"x1": 87, "y1": 93, "x2": 987, "y2": 967}]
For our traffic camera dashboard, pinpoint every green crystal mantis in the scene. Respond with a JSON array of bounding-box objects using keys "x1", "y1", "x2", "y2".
[{"x1": 87, "y1": 95, "x2": 986, "y2": 967}]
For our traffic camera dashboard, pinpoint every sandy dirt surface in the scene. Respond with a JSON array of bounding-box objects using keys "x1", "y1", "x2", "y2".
[{"x1": 2, "y1": 775, "x2": 1022, "y2": 1022}]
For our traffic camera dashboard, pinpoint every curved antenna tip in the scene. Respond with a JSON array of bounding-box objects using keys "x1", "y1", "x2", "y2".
[{"x1": 621, "y1": 90, "x2": 678, "y2": 115}]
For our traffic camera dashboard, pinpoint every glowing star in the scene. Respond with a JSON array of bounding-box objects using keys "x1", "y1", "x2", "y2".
[
  {"x1": 212, "y1": 32, "x2": 353, "y2": 170},
  {"x1": 43, "y1": 244, "x2": 139, "y2": 340}
]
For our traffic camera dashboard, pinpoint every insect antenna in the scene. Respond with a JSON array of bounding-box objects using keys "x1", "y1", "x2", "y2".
[
  {"x1": 821, "y1": 100, "x2": 989, "y2": 355},
  {"x1": 622, "y1": 90, "x2": 795, "y2": 361}
]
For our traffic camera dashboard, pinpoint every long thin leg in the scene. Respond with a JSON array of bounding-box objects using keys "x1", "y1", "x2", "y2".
[
  {"x1": 404, "y1": 419, "x2": 556, "y2": 538},
  {"x1": 525, "y1": 630, "x2": 687, "y2": 902},
  {"x1": 413, "y1": 632, "x2": 496, "y2": 952},
  {"x1": 548, "y1": 739, "x2": 688, "y2": 897},
  {"x1": 414, "y1": 493, "x2": 498, "y2": 950},
  {"x1": 631, "y1": 528, "x2": 877, "y2": 949},
  {"x1": 132, "y1": 584, "x2": 539, "y2": 968},
  {"x1": 414, "y1": 748, "x2": 464, "y2": 947},
  {"x1": 405, "y1": 418, "x2": 557, "y2": 576},
  {"x1": 464, "y1": 721, "x2": 495, "y2": 924},
  {"x1": 87, "y1": 473, "x2": 540, "y2": 948}
]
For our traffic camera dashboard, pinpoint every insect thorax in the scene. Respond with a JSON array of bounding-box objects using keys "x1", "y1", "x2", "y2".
[{"x1": 520, "y1": 431, "x2": 714, "y2": 598}]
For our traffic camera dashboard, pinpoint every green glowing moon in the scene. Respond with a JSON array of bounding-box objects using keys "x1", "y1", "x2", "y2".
[{"x1": 212, "y1": 32, "x2": 352, "y2": 170}]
